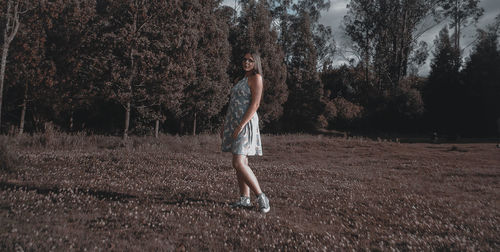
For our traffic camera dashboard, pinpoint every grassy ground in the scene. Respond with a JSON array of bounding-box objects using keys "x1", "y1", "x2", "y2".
[{"x1": 0, "y1": 133, "x2": 499, "y2": 251}]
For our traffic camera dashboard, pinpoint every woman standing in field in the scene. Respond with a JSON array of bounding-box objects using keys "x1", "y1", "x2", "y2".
[{"x1": 220, "y1": 51, "x2": 270, "y2": 213}]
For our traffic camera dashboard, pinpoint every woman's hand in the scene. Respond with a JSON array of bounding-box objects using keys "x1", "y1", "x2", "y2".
[{"x1": 232, "y1": 125, "x2": 243, "y2": 139}]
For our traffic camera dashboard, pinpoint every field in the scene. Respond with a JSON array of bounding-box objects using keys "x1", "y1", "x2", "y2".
[{"x1": 1, "y1": 133, "x2": 499, "y2": 251}]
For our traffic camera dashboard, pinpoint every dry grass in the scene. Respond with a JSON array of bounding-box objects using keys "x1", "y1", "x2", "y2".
[{"x1": 0, "y1": 133, "x2": 499, "y2": 250}]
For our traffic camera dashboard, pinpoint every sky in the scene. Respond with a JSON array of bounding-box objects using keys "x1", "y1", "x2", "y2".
[
  {"x1": 320, "y1": 0, "x2": 500, "y2": 75},
  {"x1": 223, "y1": 0, "x2": 500, "y2": 76}
]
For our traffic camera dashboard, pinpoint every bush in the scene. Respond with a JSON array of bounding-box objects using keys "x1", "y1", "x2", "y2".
[
  {"x1": 0, "y1": 137, "x2": 18, "y2": 173},
  {"x1": 395, "y1": 76, "x2": 425, "y2": 118},
  {"x1": 334, "y1": 97, "x2": 364, "y2": 121}
]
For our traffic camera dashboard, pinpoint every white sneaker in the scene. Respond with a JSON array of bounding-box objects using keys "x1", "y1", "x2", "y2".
[
  {"x1": 230, "y1": 196, "x2": 252, "y2": 208},
  {"x1": 257, "y1": 193, "x2": 270, "y2": 213}
]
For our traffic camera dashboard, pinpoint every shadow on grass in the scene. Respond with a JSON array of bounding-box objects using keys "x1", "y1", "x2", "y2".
[
  {"x1": 0, "y1": 180, "x2": 227, "y2": 207},
  {"x1": 159, "y1": 197, "x2": 227, "y2": 207},
  {"x1": 153, "y1": 192, "x2": 227, "y2": 207},
  {"x1": 0, "y1": 180, "x2": 137, "y2": 202}
]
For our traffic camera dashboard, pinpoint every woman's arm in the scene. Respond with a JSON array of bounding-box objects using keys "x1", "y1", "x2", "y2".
[
  {"x1": 220, "y1": 118, "x2": 225, "y2": 139},
  {"x1": 232, "y1": 74, "x2": 263, "y2": 139}
]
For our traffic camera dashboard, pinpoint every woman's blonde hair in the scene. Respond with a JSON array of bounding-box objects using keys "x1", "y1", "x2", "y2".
[{"x1": 247, "y1": 51, "x2": 262, "y2": 76}]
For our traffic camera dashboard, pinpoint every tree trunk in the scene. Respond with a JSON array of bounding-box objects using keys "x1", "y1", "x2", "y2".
[
  {"x1": 454, "y1": 0, "x2": 460, "y2": 52},
  {"x1": 18, "y1": 82, "x2": 27, "y2": 135},
  {"x1": 457, "y1": 28, "x2": 460, "y2": 52},
  {"x1": 192, "y1": 111, "x2": 197, "y2": 136},
  {"x1": 0, "y1": 0, "x2": 21, "y2": 131},
  {"x1": 396, "y1": 8, "x2": 409, "y2": 86},
  {"x1": 364, "y1": 31, "x2": 370, "y2": 86},
  {"x1": 0, "y1": 45, "x2": 9, "y2": 130},
  {"x1": 179, "y1": 121, "x2": 184, "y2": 134},
  {"x1": 19, "y1": 99, "x2": 26, "y2": 135},
  {"x1": 69, "y1": 111, "x2": 74, "y2": 131},
  {"x1": 155, "y1": 119, "x2": 159, "y2": 138},
  {"x1": 123, "y1": 8, "x2": 137, "y2": 140},
  {"x1": 124, "y1": 101, "x2": 131, "y2": 139}
]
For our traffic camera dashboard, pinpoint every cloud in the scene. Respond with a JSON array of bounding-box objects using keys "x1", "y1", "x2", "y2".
[{"x1": 319, "y1": 0, "x2": 349, "y2": 37}]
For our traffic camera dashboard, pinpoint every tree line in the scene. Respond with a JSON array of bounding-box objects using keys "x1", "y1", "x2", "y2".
[{"x1": 1, "y1": 0, "x2": 499, "y2": 138}]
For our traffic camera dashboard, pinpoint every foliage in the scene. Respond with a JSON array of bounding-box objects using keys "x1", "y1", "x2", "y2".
[
  {"x1": 460, "y1": 23, "x2": 500, "y2": 135},
  {"x1": 320, "y1": 65, "x2": 365, "y2": 129},
  {"x1": 0, "y1": 0, "x2": 497, "y2": 137},
  {"x1": 179, "y1": 0, "x2": 232, "y2": 135},
  {"x1": 437, "y1": 0, "x2": 484, "y2": 50},
  {"x1": 344, "y1": 0, "x2": 436, "y2": 89},
  {"x1": 283, "y1": 11, "x2": 324, "y2": 131}
]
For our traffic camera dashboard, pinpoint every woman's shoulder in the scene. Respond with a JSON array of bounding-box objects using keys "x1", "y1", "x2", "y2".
[
  {"x1": 247, "y1": 73, "x2": 263, "y2": 83},
  {"x1": 247, "y1": 74, "x2": 263, "y2": 90}
]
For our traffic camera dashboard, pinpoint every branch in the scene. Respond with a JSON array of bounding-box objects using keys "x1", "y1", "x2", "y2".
[
  {"x1": 6, "y1": 0, "x2": 21, "y2": 44},
  {"x1": 461, "y1": 36, "x2": 480, "y2": 54},
  {"x1": 137, "y1": 11, "x2": 159, "y2": 34},
  {"x1": 18, "y1": 0, "x2": 30, "y2": 15},
  {"x1": 135, "y1": 103, "x2": 160, "y2": 109}
]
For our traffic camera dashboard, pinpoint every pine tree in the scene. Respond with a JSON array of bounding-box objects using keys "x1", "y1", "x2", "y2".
[
  {"x1": 283, "y1": 11, "x2": 324, "y2": 131},
  {"x1": 423, "y1": 26, "x2": 462, "y2": 135},
  {"x1": 178, "y1": 0, "x2": 231, "y2": 135},
  {"x1": 461, "y1": 22, "x2": 500, "y2": 135},
  {"x1": 96, "y1": 0, "x2": 171, "y2": 138}
]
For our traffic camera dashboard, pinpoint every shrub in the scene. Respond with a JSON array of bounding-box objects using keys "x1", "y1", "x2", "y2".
[
  {"x1": 0, "y1": 137, "x2": 18, "y2": 173},
  {"x1": 333, "y1": 97, "x2": 364, "y2": 122},
  {"x1": 316, "y1": 115, "x2": 329, "y2": 129}
]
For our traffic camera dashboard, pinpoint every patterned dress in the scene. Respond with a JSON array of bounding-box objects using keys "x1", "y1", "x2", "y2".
[{"x1": 221, "y1": 76, "x2": 263, "y2": 156}]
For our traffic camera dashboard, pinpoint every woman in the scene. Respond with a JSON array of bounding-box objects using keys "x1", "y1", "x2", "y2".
[{"x1": 221, "y1": 51, "x2": 270, "y2": 213}]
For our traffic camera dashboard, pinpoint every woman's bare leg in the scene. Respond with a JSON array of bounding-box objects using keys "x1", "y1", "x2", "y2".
[
  {"x1": 236, "y1": 169, "x2": 250, "y2": 197},
  {"x1": 232, "y1": 154, "x2": 262, "y2": 196}
]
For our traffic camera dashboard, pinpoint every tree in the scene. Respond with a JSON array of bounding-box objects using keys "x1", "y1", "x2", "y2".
[
  {"x1": 461, "y1": 20, "x2": 500, "y2": 135},
  {"x1": 343, "y1": 0, "x2": 376, "y2": 85},
  {"x1": 423, "y1": 26, "x2": 462, "y2": 135},
  {"x1": 41, "y1": 0, "x2": 98, "y2": 131},
  {"x1": 268, "y1": 0, "x2": 334, "y2": 69},
  {"x1": 259, "y1": 0, "x2": 332, "y2": 132},
  {"x1": 178, "y1": 0, "x2": 231, "y2": 135},
  {"x1": 345, "y1": 0, "x2": 440, "y2": 88},
  {"x1": 283, "y1": 11, "x2": 324, "y2": 131},
  {"x1": 320, "y1": 64, "x2": 365, "y2": 129},
  {"x1": 6, "y1": 2, "x2": 56, "y2": 134},
  {"x1": 97, "y1": 0, "x2": 170, "y2": 139},
  {"x1": 438, "y1": 0, "x2": 483, "y2": 52},
  {"x1": 292, "y1": 0, "x2": 334, "y2": 70},
  {"x1": 343, "y1": 0, "x2": 438, "y2": 129}
]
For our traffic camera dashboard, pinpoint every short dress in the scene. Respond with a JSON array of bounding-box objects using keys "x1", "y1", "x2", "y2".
[{"x1": 221, "y1": 77, "x2": 263, "y2": 156}]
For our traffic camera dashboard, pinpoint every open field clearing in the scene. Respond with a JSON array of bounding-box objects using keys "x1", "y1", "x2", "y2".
[{"x1": 0, "y1": 134, "x2": 499, "y2": 250}]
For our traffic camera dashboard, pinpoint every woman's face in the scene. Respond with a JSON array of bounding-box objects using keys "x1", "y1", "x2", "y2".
[{"x1": 242, "y1": 53, "x2": 255, "y2": 72}]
